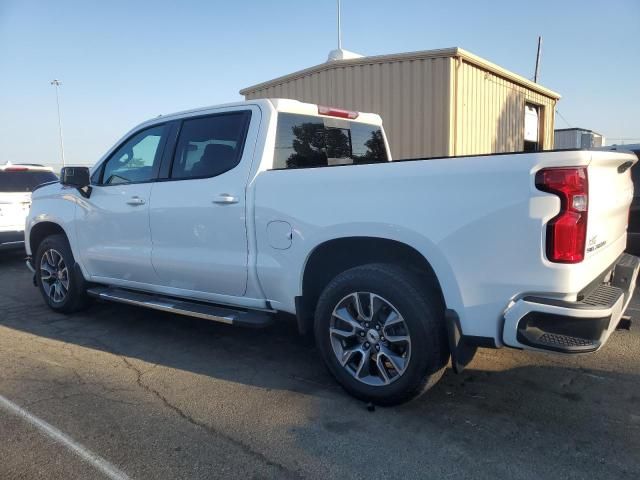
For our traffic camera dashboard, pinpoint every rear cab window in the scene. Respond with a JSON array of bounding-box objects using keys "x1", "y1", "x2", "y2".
[
  {"x1": 0, "y1": 170, "x2": 58, "y2": 192},
  {"x1": 273, "y1": 113, "x2": 388, "y2": 169}
]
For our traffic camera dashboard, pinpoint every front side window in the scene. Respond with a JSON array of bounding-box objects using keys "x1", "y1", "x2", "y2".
[
  {"x1": 100, "y1": 125, "x2": 166, "y2": 185},
  {"x1": 273, "y1": 113, "x2": 388, "y2": 169},
  {"x1": 170, "y1": 111, "x2": 251, "y2": 180}
]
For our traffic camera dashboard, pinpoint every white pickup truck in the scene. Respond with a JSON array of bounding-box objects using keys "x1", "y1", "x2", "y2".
[{"x1": 25, "y1": 99, "x2": 639, "y2": 405}]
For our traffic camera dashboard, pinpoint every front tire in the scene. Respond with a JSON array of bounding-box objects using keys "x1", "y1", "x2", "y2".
[
  {"x1": 35, "y1": 234, "x2": 88, "y2": 313},
  {"x1": 314, "y1": 263, "x2": 449, "y2": 405}
]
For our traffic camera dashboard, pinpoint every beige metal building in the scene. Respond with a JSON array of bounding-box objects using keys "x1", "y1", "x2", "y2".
[{"x1": 240, "y1": 47, "x2": 561, "y2": 159}]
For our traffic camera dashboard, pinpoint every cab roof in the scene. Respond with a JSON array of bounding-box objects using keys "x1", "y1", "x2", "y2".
[{"x1": 139, "y1": 98, "x2": 383, "y2": 128}]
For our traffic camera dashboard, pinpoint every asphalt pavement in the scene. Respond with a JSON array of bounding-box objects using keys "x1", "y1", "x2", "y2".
[{"x1": 0, "y1": 249, "x2": 639, "y2": 479}]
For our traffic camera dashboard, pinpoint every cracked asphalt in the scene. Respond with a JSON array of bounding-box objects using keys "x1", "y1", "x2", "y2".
[{"x1": 1, "y1": 249, "x2": 639, "y2": 479}]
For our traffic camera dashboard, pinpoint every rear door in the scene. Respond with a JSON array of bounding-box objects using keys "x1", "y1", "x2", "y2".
[
  {"x1": 76, "y1": 123, "x2": 168, "y2": 283},
  {"x1": 148, "y1": 107, "x2": 258, "y2": 296}
]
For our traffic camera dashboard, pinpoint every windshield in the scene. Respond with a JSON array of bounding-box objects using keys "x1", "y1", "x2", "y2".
[{"x1": 0, "y1": 170, "x2": 58, "y2": 192}]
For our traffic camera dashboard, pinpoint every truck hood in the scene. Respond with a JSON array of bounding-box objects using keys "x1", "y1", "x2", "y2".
[{"x1": 30, "y1": 181, "x2": 65, "y2": 200}]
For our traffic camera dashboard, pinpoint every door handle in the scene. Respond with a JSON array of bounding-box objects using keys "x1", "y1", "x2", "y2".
[
  {"x1": 126, "y1": 196, "x2": 146, "y2": 206},
  {"x1": 213, "y1": 194, "x2": 239, "y2": 205}
]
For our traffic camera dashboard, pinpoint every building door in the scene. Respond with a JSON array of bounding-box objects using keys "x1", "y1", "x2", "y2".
[{"x1": 524, "y1": 103, "x2": 541, "y2": 151}]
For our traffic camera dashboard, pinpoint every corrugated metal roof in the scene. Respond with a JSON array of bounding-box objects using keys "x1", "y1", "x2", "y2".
[
  {"x1": 554, "y1": 127, "x2": 603, "y2": 135},
  {"x1": 240, "y1": 47, "x2": 561, "y2": 100}
]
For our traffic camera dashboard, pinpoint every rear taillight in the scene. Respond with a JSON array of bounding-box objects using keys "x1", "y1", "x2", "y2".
[
  {"x1": 535, "y1": 167, "x2": 588, "y2": 263},
  {"x1": 318, "y1": 105, "x2": 359, "y2": 119}
]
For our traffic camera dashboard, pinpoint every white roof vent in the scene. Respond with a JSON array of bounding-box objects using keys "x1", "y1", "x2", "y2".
[{"x1": 326, "y1": 48, "x2": 364, "y2": 62}]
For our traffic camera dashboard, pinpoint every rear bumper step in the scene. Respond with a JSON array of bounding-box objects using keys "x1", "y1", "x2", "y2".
[
  {"x1": 503, "y1": 253, "x2": 640, "y2": 353},
  {"x1": 87, "y1": 287, "x2": 273, "y2": 328},
  {"x1": 516, "y1": 314, "x2": 607, "y2": 353}
]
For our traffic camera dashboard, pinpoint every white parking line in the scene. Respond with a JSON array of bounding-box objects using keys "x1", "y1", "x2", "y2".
[{"x1": 0, "y1": 394, "x2": 131, "y2": 480}]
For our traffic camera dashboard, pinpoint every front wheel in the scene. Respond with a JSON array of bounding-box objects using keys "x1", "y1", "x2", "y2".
[
  {"x1": 35, "y1": 234, "x2": 88, "y2": 313},
  {"x1": 314, "y1": 263, "x2": 449, "y2": 405}
]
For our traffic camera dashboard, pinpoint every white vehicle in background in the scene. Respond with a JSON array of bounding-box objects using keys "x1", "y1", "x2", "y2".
[
  {"x1": 0, "y1": 162, "x2": 57, "y2": 250},
  {"x1": 24, "y1": 99, "x2": 639, "y2": 405}
]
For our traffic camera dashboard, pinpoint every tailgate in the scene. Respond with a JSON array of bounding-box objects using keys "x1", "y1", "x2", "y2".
[
  {"x1": 0, "y1": 192, "x2": 31, "y2": 230},
  {"x1": 586, "y1": 151, "x2": 636, "y2": 259}
]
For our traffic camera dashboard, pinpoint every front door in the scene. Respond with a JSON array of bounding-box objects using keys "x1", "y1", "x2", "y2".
[
  {"x1": 76, "y1": 123, "x2": 168, "y2": 283},
  {"x1": 149, "y1": 108, "x2": 257, "y2": 297}
]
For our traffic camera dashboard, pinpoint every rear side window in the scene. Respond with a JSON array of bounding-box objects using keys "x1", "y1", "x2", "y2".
[
  {"x1": 273, "y1": 113, "x2": 388, "y2": 169},
  {"x1": 170, "y1": 111, "x2": 251, "y2": 180},
  {"x1": 0, "y1": 170, "x2": 58, "y2": 192}
]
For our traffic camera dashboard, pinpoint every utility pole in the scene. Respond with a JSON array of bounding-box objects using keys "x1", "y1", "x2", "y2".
[
  {"x1": 534, "y1": 36, "x2": 542, "y2": 83},
  {"x1": 50, "y1": 79, "x2": 66, "y2": 168},
  {"x1": 337, "y1": 0, "x2": 342, "y2": 50}
]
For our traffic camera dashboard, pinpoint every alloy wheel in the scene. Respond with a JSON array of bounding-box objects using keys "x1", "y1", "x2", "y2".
[
  {"x1": 329, "y1": 292, "x2": 412, "y2": 386},
  {"x1": 40, "y1": 248, "x2": 69, "y2": 303}
]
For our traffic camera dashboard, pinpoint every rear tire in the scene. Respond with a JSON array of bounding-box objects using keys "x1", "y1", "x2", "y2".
[
  {"x1": 35, "y1": 234, "x2": 88, "y2": 313},
  {"x1": 314, "y1": 263, "x2": 449, "y2": 405}
]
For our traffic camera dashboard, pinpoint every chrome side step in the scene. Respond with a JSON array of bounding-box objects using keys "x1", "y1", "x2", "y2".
[{"x1": 87, "y1": 287, "x2": 273, "y2": 328}]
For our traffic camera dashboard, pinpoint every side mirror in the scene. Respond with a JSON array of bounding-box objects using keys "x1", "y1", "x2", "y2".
[{"x1": 60, "y1": 166, "x2": 92, "y2": 197}]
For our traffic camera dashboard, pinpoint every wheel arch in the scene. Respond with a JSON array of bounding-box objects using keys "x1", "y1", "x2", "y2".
[
  {"x1": 296, "y1": 236, "x2": 450, "y2": 335},
  {"x1": 29, "y1": 221, "x2": 68, "y2": 257}
]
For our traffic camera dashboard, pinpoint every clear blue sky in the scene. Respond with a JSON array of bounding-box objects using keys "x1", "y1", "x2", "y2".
[{"x1": 1, "y1": 0, "x2": 638, "y2": 168}]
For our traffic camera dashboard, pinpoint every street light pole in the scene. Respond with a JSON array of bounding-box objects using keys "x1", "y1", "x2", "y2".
[
  {"x1": 534, "y1": 36, "x2": 542, "y2": 83},
  {"x1": 50, "y1": 79, "x2": 66, "y2": 168}
]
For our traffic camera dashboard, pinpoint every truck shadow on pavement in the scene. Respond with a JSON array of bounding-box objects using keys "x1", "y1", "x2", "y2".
[{"x1": 1, "y1": 250, "x2": 639, "y2": 479}]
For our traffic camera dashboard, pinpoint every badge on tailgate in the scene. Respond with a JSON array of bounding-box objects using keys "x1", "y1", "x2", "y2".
[{"x1": 586, "y1": 235, "x2": 606, "y2": 253}]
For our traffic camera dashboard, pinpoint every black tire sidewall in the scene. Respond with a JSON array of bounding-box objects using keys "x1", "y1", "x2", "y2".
[
  {"x1": 314, "y1": 264, "x2": 447, "y2": 405},
  {"x1": 35, "y1": 234, "x2": 83, "y2": 312}
]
